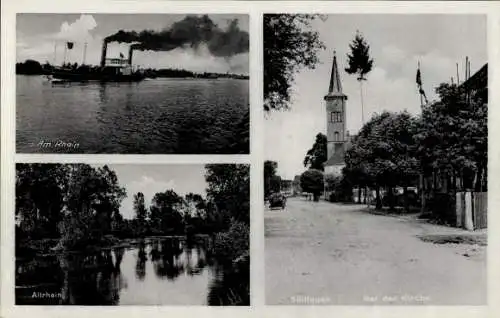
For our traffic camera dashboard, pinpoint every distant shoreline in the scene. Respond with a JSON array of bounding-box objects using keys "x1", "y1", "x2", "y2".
[
  {"x1": 16, "y1": 74, "x2": 250, "y2": 80},
  {"x1": 16, "y1": 234, "x2": 212, "y2": 258},
  {"x1": 16, "y1": 59, "x2": 249, "y2": 80}
]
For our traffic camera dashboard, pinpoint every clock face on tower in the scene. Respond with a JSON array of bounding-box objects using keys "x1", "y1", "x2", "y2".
[{"x1": 332, "y1": 99, "x2": 342, "y2": 112}]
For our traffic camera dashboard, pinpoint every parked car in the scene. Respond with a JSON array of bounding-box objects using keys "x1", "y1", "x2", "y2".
[
  {"x1": 269, "y1": 193, "x2": 286, "y2": 209},
  {"x1": 381, "y1": 187, "x2": 419, "y2": 207}
]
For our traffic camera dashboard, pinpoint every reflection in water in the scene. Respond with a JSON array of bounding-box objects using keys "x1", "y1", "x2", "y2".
[
  {"x1": 135, "y1": 241, "x2": 147, "y2": 281},
  {"x1": 16, "y1": 237, "x2": 249, "y2": 305},
  {"x1": 58, "y1": 249, "x2": 125, "y2": 305},
  {"x1": 207, "y1": 261, "x2": 250, "y2": 306}
]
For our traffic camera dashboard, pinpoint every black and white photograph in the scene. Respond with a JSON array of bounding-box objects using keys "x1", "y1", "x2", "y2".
[
  {"x1": 16, "y1": 14, "x2": 249, "y2": 154},
  {"x1": 15, "y1": 163, "x2": 250, "y2": 305},
  {"x1": 264, "y1": 14, "x2": 487, "y2": 305}
]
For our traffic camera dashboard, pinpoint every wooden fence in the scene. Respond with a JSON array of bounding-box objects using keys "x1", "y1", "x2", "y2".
[{"x1": 456, "y1": 192, "x2": 487, "y2": 230}]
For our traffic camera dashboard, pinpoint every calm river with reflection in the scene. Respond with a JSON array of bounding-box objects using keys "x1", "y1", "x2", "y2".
[{"x1": 16, "y1": 237, "x2": 249, "y2": 305}]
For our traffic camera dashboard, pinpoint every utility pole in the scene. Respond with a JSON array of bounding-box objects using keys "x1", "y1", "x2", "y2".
[{"x1": 417, "y1": 61, "x2": 425, "y2": 213}]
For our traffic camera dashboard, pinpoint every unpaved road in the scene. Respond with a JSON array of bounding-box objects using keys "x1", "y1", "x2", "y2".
[{"x1": 265, "y1": 198, "x2": 487, "y2": 305}]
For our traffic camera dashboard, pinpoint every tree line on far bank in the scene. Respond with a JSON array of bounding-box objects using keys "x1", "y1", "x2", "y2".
[
  {"x1": 16, "y1": 164, "x2": 249, "y2": 264},
  {"x1": 15, "y1": 59, "x2": 249, "y2": 79}
]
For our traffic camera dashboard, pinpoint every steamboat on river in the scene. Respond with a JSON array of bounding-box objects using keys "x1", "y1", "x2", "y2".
[{"x1": 47, "y1": 41, "x2": 146, "y2": 83}]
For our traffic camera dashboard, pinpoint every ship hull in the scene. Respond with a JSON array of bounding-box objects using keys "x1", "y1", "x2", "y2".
[{"x1": 50, "y1": 70, "x2": 146, "y2": 82}]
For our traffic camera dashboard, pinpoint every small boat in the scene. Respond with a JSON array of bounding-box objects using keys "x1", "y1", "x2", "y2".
[
  {"x1": 50, "y1": 79, "x2": 68, "y2": 84},
  {"x1": 43, "y1": 74, "x2": 66, "y2": 84}
]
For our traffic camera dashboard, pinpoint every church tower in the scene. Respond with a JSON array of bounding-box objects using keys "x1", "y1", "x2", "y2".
[{"x1": 324, "y1": 51, "x2": 348, "y2": 175}]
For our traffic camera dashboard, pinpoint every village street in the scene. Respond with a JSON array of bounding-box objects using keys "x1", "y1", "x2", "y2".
[{"x1": 265, "y1": 198, "x2": 487, "y2": 305}]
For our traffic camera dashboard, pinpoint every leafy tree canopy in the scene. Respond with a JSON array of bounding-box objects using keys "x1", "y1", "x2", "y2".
[
  {"x1": 264, "y1": 160, "x2": 281, "y2": 197},
  {"x1": 345, "y1": 31, "x2": 374, "y2": 81},
  {"x1": 303, "y1": 133, "x2": 327, "y2": 171},
  {"x1": 264, "y1": 14, "x2": 325, "y2": 111},
  {"x1": 300, "y1": 169, "x2": 324, "y2": 200},
  {"x1": 205, "y1": 164, "x2": 250, "y2": 226},
  {"x1": 344, "y1": 111, "x2": 419, "y2": 188}
]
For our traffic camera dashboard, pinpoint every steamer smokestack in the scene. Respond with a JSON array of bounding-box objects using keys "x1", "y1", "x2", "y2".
[
  {"x1": 128, "y1": 46, "x2": 134, "y2": 66},
  {"x1": 100, "y1": 42, "x2": 108, "y2": 68}
]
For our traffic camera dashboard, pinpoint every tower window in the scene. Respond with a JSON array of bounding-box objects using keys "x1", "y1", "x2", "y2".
[
  {"x1": 334, "y1": 132, "x2": 339, "y2": 141},
  {"x1": 331, "y1": 112, "x2": 342, "y2": 122}
]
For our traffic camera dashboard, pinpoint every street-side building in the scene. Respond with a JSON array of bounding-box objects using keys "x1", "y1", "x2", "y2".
[
  {"x1": 292, "y1": 175, "x2": 302, "y2": 196},
  {"x1": 281, "y1": 179, "x2": 293, "y2": 196}
]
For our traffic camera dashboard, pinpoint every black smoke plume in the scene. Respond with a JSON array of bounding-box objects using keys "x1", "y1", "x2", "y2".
[{"x1": 105, "y1": 15, "x2": 249, "y2": 58}]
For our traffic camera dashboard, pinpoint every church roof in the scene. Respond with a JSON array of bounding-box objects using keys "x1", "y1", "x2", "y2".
[
  {"x1": 325, "y1": 51, "x2": 347, "y2": 100},
  {"x1": 324, "y1": 139, "x2": 354, "y2": 167},
  {"x1": 324, "y1": 147, "x2": 345, "y2": 166}
]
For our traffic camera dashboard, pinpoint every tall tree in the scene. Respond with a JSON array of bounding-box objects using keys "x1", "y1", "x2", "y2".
[
  {"x1": 184, "y1": 193, "x2": 207, "y2": 233},
  {"x1": 185, "y1": 193, "x2": 206, "y2": 217},
  {"x1": 150, "y1": 190, "x2": 184, "y2": 234},
  {"x1": 133, "y1": 192, "x2": 147, "y2": 235},
  {"x1": 344, "y1": 111, "x2": 419, "y2": 211},
  {"x1": 264, "y1": 160, "x2": 281, "y2": 197},
  {"x1": 133, "y1": 192, "x2": 147, "y2": 222},
  {"x1": 264, "y1": 14, "x2": 326, "y2": 111},
  {"x1": 205, "y1": 164, "x2": 250, "y2": 227},
  {"x1": 16, "y1": 163, "x2": 68, "y2": 239},
  {"x1": 60, "y1": 164, "x2": 126, "y2": 248},
  {"x1": 92, "y1": 165, "x2": 127, "y2": 236},
  {"x1": 416, "y1": 82, "x2": 487, "y2": 192},
  {"x1": 300, "y1": 169, "x2": 324, "y2": 201},
  {"x1": 345, "y1": 31, "x2": 374, "y2": 124},
  {"x1": 303, "y1": 133, "x2": 327, "y2": 171}
]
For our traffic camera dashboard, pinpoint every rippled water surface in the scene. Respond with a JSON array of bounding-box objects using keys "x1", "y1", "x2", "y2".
[
  {"x1": 16, "y1": 76, "x2": 249, "y2": 154},
  {"x1": 16, "y1": 237, "x2": 249, "y2": 305}
]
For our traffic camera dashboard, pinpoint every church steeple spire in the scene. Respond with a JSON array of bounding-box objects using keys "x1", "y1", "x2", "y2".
[{"x1": 325, "y1": 50, "x2": 347, "y2": 100}]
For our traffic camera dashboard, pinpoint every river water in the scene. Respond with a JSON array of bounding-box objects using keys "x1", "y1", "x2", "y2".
[
  {"x1": 16, "y1": 237, "x2": 249, "y2": 305},
  {"x1": 16, "y1": 75, "x2": 249, "y2": 154}
]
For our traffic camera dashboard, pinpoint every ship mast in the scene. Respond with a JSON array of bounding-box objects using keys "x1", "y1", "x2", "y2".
[
  {"x1": 53, "y1": 42, "x2": 57, "y2": 65},
  {"x1": 63, "y1": 44, "x2": 67, "y2": 66},
  {"x1": 82, "y1": 42, "x2": 87, "y2": 65}
]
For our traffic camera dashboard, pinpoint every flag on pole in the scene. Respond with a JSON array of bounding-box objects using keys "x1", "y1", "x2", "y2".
[
  {"x1": 416, "y1": 68, "x2": 422, "y2": 86},
  {"x1": 416, "y1": 62, "x2": 428, "y2": 105},
  {"x1": 67, "y1": 42, "x2": 74, "y2": 50}
]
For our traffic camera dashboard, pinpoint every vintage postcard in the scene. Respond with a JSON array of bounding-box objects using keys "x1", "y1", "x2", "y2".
[{"x1": 1, "y1": 1, "x2": 499, "y2": 318}]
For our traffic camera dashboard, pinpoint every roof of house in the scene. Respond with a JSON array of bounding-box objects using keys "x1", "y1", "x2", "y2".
[{"x1": 460, "y1": 63, "x2": 487, "y2": 91}]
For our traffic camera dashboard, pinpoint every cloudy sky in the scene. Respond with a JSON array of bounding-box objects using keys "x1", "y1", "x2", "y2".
[
  {"x1": 106, "y1": 164, "x2": 208, "y2": 220},
  {"x1": 17, "y1": 13, "x2": 249, "y2": 74},
  {"x1": 265, "y1": 14, "x2": 487, "y2": 179}
]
